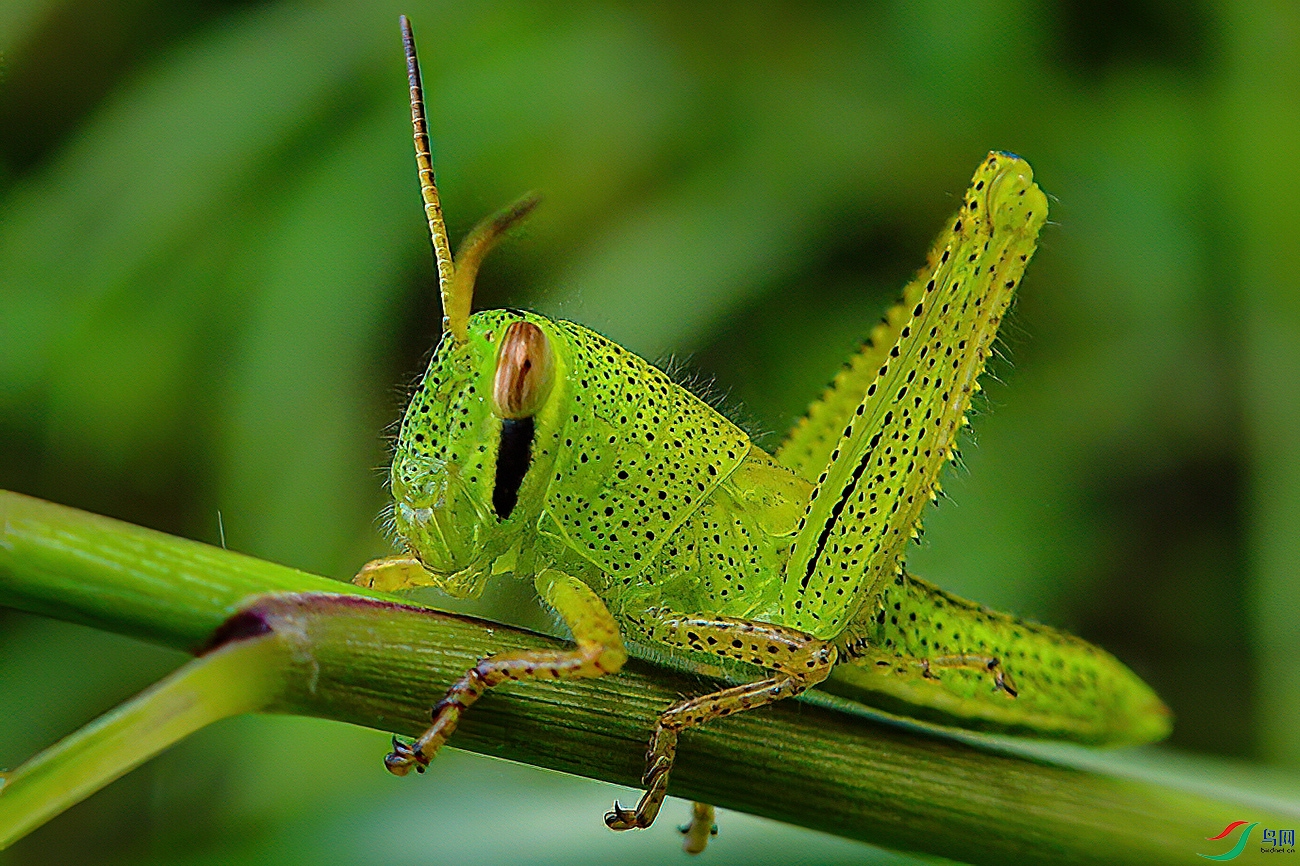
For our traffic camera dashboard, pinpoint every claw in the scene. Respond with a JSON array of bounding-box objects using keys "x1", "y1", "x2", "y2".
[
  {"x1": 605, "y1": 801, "x2": 643, "y2": 831},
  {"x1": 384, "y1": 735, "x2": 429, "y2": 777}
]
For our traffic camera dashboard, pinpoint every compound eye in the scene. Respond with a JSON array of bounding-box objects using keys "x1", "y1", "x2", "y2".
[{"x1": 492, "y1": 321, "x2": 554, "y2": 419}]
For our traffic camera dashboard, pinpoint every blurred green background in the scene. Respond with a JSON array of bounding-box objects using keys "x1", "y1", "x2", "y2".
[{"x1": 2, "y1": 1, "x2": 1298, "y2": 863}]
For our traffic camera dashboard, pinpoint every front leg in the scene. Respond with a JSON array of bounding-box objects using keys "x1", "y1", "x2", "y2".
[
  {"x1": 384, "y1": 568, "x2": 626, "y2": 775},
  {"x1": 605, "y1": 612, "x2": 836, "y2": 831}
]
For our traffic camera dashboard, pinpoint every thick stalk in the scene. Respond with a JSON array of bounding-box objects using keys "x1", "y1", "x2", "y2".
[{"x1": 1, "y1": 491, "x2": 1296, "y2": 864}]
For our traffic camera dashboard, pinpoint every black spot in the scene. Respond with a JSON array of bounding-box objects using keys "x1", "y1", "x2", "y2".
[{"x1": 492, "y1": 417, "x2": 534, "y2": 519}]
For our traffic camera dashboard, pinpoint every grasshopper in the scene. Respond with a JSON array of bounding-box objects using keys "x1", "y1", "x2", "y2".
[{"x1": 357, "y1": 16, "x2": 1171, "y2": 846}]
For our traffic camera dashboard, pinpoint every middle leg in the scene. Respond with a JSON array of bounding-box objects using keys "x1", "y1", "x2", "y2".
[{"x1": 605, "y1": 612, "x2": 836, "y2": 831}]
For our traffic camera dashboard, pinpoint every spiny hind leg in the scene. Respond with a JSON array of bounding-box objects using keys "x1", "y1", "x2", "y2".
[
  {"x1": 385, "y1": 569, "x2": 626, "y2": 775},
  {"x1": 843, "y1": 573, "x2": 1021, "y2": 699},
  {"x1": 918, "y1": 654, "x2": 1018, "y2": 697},
  {"x1": 605, "y1": 613, "x2": 835, "y2": 831},
  {"x1": 850, "y1": 644, "x2": 1018, "y2": 698}
]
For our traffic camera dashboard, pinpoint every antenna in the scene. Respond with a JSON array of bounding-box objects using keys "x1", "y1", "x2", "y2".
[{"x1": 401, "y1": 15, "x2": 462, "y2": 342}]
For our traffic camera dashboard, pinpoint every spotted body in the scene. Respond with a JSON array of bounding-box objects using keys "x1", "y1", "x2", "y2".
[{"x1": 361, "y1": 17, "x2": 1171, "y2": 850}]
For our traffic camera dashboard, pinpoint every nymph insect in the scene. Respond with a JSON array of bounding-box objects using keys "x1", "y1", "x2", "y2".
[{"x1": 357, "y1": 15, "x2": 1171, "y2": 850}]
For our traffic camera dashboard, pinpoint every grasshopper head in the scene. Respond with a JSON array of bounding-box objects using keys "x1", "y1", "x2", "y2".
[
  {"x1": 389, "y1": 310, "x2": 563, "y2": 597},
  {"x1": 387, "y1": 26, "x2": 551, "y2": 597}
]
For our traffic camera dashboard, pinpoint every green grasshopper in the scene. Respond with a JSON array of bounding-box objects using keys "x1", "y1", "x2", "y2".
[{"x1": 357, "y1": 16, "x2": 1171, "y2": 847}]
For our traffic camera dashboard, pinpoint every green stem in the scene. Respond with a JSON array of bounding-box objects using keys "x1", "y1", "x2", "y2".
[
  {"x1": 0, "y1": 490, "x2": 385, "y2": 651},
  {"x1": 1, "y1": 491, "x2": 1296, "y2": 864}
]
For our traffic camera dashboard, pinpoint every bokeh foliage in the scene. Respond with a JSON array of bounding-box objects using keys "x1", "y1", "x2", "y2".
[{"x1": 1, "y1": 1, "x2": 1297, "y2": 864}]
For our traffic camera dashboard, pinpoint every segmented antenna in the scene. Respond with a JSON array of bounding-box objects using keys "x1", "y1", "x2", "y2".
[{"x1": 401, "y1": 15, "x2": 462, "y2": 342}]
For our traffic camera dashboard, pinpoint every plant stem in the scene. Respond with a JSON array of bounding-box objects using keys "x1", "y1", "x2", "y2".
[
  {"x1": 1, "y1": 491, "x2": 1296, "y2": 864},
  {"x1": 0, "y1": 490, "x2": 385, "y2": 651}
]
